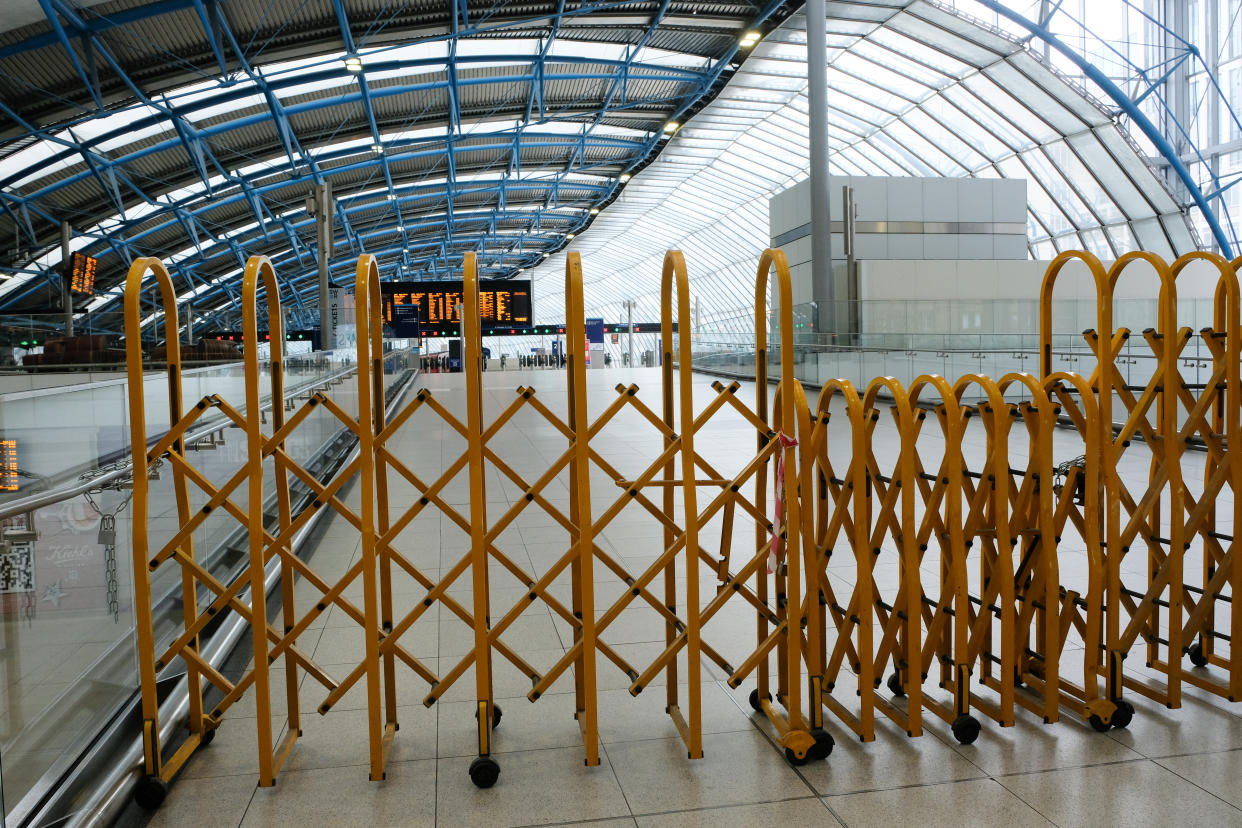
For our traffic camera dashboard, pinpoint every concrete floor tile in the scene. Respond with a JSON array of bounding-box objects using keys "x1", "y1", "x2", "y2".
[
  {"x1": 997, "y1": 759, "x2": 1242, "y2": 828},
  {"x1": 606, "y1": 729, "x2": 815, "y2": 814},
  {"x1": 1155, "y1": 748, "x2": 1242, "y2": 809},
  {"x1": 434, "y1": 746, "x2": 630, "y2": 828},
  {"x1": 145, "y1": 773, "x2": 257, "y2": 828},
  {"x1": 241, "y1": 759, "x2": 437, "y2": 827},
  {"x1": 825, "y1": 778, "x2": 1053, "y2": 828},
  {"x1": 633, "y1": 798, "x2": 840, "y2": 828}
]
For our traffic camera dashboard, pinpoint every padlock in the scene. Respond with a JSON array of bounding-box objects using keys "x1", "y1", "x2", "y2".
[{"x1": 98, "y1": 514, "x2": 117, "y2": 546}]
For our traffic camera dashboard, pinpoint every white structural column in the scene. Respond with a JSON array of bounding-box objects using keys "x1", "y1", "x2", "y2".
[
  {"x1": 317, "y1": 181, "x2": 335, "y2": 351},
  {"x1": 61, "y1": 220, "x2": 74, "y2": 337},
  {"x1": 805, "y1": 0, "x2": 835, "y2": 335}
]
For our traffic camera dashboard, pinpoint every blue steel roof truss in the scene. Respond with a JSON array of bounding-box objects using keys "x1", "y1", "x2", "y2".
[{"x1": 0, "y1": 0, "x2": 798, "y2": 333}]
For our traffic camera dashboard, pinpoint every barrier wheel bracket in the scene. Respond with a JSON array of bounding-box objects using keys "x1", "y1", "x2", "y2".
[
  {"x1": 784, "y1": 746, "x2": 811, "y2": 767},
  {"x1": 951, "y1": 714, "x2": 981, "y2": 745},
  {"x1": 886, "y1": 673, "x2": 906, "y2": 697},
  {"x1": 133, "y1": 775, "x2": 169, "y2": 810},
  {"x1": 1087, "y1": 713, "x2": 1111, "y2": 733},
  {"x1": 469, "y1": 755, "x2": 501, "y2": 789},
  {"x1": 475, "y1": 704, "x2": 503, "y2": 729}
]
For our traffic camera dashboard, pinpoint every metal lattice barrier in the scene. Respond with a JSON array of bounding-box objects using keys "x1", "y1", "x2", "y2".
[{"x1": 123, "y1": 247, "x2": 1240, "y2": 806}]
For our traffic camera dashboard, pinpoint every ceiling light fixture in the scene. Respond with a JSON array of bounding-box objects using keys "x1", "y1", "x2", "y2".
[
  {"x1": 589, "y1": 207, "x2": 599, "y2": 215},
  {"x1": 740, "y1": 30, "x2": 761, "y2": 47},
  {"x1": 371, "y1": 143, "x2": 383, "y2": 153},
  {"x1": 344, "y1": 56, "x2": 363, "y2": 72},
  {"x1": 619, "y1": 173, "x2": 631, "y2": 182},
  {"x1": 662, "y1": 121, "x2": 679, "y2": 134},
  {"x1": 566, "y1": 233, "x2": 575, "y2": 240}
]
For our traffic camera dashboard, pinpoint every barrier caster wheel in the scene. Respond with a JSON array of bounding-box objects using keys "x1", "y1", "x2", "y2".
[
  {"x1": 201, "y1": 728, "x2": 216, "y2": 745},
  {"x1": 133, "y1": 775, "x2": 168, "y2": 810},
  {"x1": 1088, "y1": 713, "x2": 1111, "y2": 733},
  {"x1": 469, "y1": 756, "x2": 500, "y2": 789},
  {"x1": 808, "y1": 728, "x2": 835, "y2": 760},
  {"x1": 886, "y1": 673, "x2": 906, "y2": 697},
  {"x1": 475, "y1": 705, "x2": 503, "y2": 729},
  {"x1": 1189, "y1": 642, "x2": 1209, "y2": 668},
  {"x1": 784, "y1": 746, "x2": 811, "y2": 767},
  {"x1": 1110, "y1": 700, "x2": 1134, "y2": 730},
  {"x1": 951, "y1": 715, "x2": 981, "y2": 746},
  {"x1": 748, "y1": 689, "x2": 770, "y2": 713}
]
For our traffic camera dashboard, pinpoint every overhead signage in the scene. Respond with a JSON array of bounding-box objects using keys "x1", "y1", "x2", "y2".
[
  {"x1": 68, "y1": 252, "x2": 98, "y2": 295},
  {"x1": 382, "y1": 279, "x2": 532, "y2": 336}
]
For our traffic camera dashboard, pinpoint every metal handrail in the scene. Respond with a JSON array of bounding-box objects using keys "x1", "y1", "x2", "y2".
[
  {"x1": 15, "y1": 364, "x2": 416, "y2": 828},
  {"x1": 0, "y1": 362, "x2": 357, "y2": 523}
]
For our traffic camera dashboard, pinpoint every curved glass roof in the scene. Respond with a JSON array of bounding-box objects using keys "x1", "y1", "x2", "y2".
[
  {"x1": 0, "y1": 0, "x2": 1227, "y2": 336},
  {"x1": 525, "y1": 0, "x2": 1201, "y2": 330}
]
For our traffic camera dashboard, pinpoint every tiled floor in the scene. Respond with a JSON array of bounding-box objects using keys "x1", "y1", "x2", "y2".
[{"x1": 134, "y1": 365, "x2": 1242, "y2": 828}]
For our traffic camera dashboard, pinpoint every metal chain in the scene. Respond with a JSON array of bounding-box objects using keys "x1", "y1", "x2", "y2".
[
  {"x1": 79, "y1": 459, "x2": 158, "y2": 623},
  {"x1": 105, "y1": 538, "x2": 119, "y2": 622}
]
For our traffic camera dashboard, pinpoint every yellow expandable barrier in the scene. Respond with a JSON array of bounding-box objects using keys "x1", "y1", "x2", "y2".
[{"x1": 123, "y1": 246, "x2": 1240, "y2": 806}]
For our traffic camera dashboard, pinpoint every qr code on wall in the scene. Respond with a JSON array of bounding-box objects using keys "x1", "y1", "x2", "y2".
[{"x1": 0, "y1": 542, "x2": 35, "y2": 593}]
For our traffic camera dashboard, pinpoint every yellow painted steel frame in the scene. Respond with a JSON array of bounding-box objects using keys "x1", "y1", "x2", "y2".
[
  {"x1": 351, "y1": 253, "x2": 393, "y2": 780},
  {"x1": 750, "y1": 248, "x2": 815, "y2": 760},
  {"x1": 808, "y1": 376, "x2": 923, "y2": 741},
  {"x1": 811, "y1": 378, "x2": 872, "y2": 738},
  {"x1": 1102, "y1": 252, "x2": 1184, "y2": 709},
  {"x1": 239, "y1": 255, "x2": 303, "y2": 785},
  {"x1": 1183, "y1": 253, "x2": 1242, "y2": 701},
  {"x1": 1040, "y1": 250, "x2": 1130, "y2": 724},
  {"x1": 565, "y1": 251, "x2": 602, "y2": 764},
  {"x1": 862, "y1": 377, "x2": 922, "y2": 736},
  {"x1": 659, "y1": 250, "x2": 704, "y2": 758},
  {"x1": 905, "y1": 374, "x2": 970, "y2": 728},
  {"x1": 124, "y1": 257, "x2": 209, "y2": 783},
  {"x1": 1149, "y1": 252, "x2": 1241, "y2": 703},
  {"x1": 1025, "y1": 370, "x2": 1109, "y2": 725},
  {"x1": 461, "y1": 251, "x2": 500, "y2": 767}
]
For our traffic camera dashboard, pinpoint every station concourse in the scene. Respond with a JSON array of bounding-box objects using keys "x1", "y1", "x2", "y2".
[{"x1": 1, "y1": 2, "x2": 1242, "y2": 827}]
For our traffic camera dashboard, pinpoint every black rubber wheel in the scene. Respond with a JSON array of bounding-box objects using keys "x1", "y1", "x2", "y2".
[
  {"x1": 493, "y1": 704, "x2": 503, "y2": 729},
  {"x1": 807, "y1": 727, "x2": 835, "y2": 760},
  {"x1": 748, "y1": 688, "x2": 770, "y2": 713},
  {"x1": 1110, "y1": 699, "x2": 1134, "y2": 730},
  {"x1": 468, "y1": 755, "x2": 500, "y2": 789},
  {"x1": 474, "y1": 704, "x2": 503, "y2": 729},
  {"x1": 1088, "y1": 713, "x2": 1111, "y2": 733},
  {"x1": 886, "y1": 673, "x2": 906, "y2": 697},
  {"x1": 784, "y1": 746, "x2": 811, "y2": 766},
  {"x1": 201, "y1": 727, "x2": 216, "y2": 745},
  {"x1": 133, "y1": 775, "x2": 169, "y2": 810},
  {"x1": 1189, "y1": 642, "x2": 1209, "y2": 668},
  {"x1": 951, "y1": 714, "x2": 981, "y2": 746}
]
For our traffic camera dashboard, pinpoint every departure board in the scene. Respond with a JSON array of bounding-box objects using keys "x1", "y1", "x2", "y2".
[
  {"x1": 68, "y1": 252, "x2": 98, "y2": 295},
  {"x1": 0, "y1": 440, "x2": 16, "y2": 491},
  {"x1": 381, "y1": 279, "x2": 532, "y2": 334}
]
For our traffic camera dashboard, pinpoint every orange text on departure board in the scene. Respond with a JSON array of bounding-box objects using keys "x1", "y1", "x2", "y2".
[
  {"x1": 383, "y1": 280, "x2": 531, "y2": 327},
  {"x1": 69, "y1": 252, "x2": 98, "y2": 295},
  {"x1": 0, "y1": 440, "x2": 17, "y2": 491}
]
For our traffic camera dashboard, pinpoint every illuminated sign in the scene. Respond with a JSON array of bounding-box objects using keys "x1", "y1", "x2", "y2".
[
  {"x1": 382, "y1": 280, "x2": 532, "y2": 335},
  {"x1": 0, "y1": 440, "x2": 16, "y2": 491},
  {"x1": 413, "y1": 322, "x2": 675, "y2": 338},
  {"x1": 69, "y1": 252, "x2": 98, "y2": 295}
]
